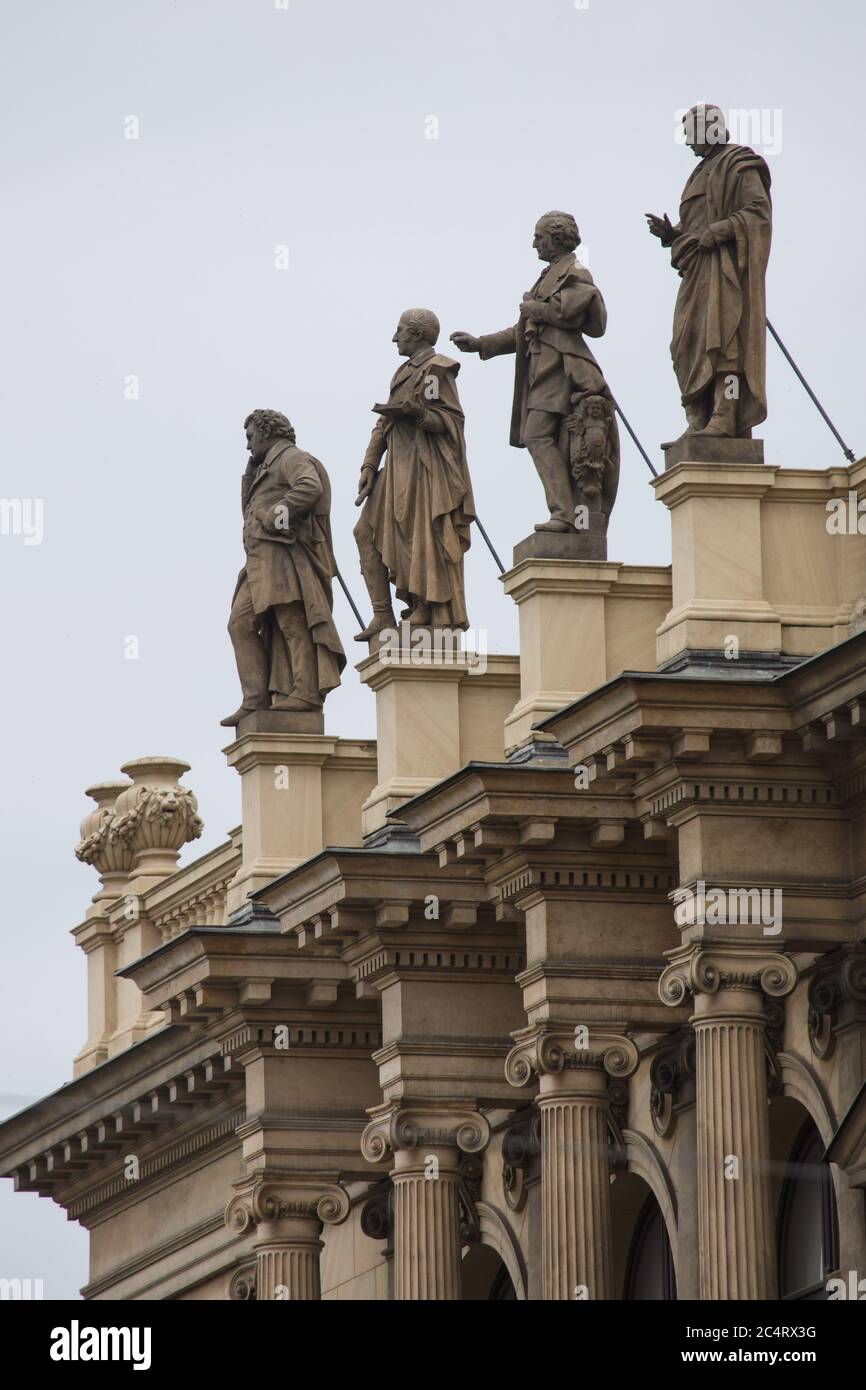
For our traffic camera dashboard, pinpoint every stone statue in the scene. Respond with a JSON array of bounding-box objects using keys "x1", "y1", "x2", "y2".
[
  {"x1": 646, "y1": 103, "x2": 772, "y2": 439},
  {"x1": 451, "y1": 211, "x2": 620, "y2": 547},
  {"x1": 220, "y1": 409, "x2": 346, "y2": 727},
  {"x1": 353, "y1": 309, "x2": 475, "y2": 641}
]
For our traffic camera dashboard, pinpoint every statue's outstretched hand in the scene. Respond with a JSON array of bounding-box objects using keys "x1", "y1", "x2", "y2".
[
  {"x1": 450, "y1": 331, "x2": 481, "y2": 353},
  {"x1": 645, "y1": 212, "x2": 674, "y2": 242}
]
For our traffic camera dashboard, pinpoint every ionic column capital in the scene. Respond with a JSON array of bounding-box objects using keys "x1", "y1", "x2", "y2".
[
  {"x1": 360, "y1": 1103, "x2": 490, "y2": 1166},
  {"x1": 659, "y1": 944, "x2": 798, "y2": 1014},
  {"x1": 505, "y1": 1024, "x2": 638, "y2": 1095},
  {"x1": 225, "y1": 1173, "x2": 350, "y2": 1234}
]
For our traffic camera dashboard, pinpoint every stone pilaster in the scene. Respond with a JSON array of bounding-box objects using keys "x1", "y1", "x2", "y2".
[
  {"x1": 506, "y1": 1026, "x2": 638, "y2": 1300},
  {"x1": 660, "y1": 947, "x2": 797, "y2": 1299},
  {"x1": 225, "y1": 1176, "x2": 349, "y2": 1302},
  {"x1": 361, "y1": 1104, "x2": 489, "y2": 1300}
]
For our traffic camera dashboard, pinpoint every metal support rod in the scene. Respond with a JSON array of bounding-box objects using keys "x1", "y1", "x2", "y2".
[
  {"x1": 473, "y1": 515, "x2": 505, "y2": 575},
  {"x1": 767, "y1": 318, "x2": 856, "y2": 463},
  {"x1": 613, "y1": 400, "x2": 658, "y2": 478},
  {"x1": 334, "y1": 567, "x2": 366, "y2": 629}
]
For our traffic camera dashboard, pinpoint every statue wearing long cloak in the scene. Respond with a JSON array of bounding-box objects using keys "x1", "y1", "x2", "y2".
[
  {"x1": 230, "y1": 439, "x2": 346, "y2": 706},
  {"x1": 355, "y1": 347, "x2": 475, "y2": 629},
  {"x1": 667, "y1": 143, "x2": 772, "y2": 433}
]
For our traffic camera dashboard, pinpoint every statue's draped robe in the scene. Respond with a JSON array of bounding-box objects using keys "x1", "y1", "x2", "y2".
[
  {"x1": 236, "y1": 439, "x2": 346, "y2": 700},
  {"x1": 361, "y1": 349, "x2": 475, "y2": 629},
  {"x1": 669, "y1": 144, "x2": 772, "y2": 431}
]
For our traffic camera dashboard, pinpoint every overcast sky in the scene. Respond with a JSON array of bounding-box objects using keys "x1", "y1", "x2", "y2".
[{"x1": 1, "y1": 0, "x2": 863, "y2": 1299}]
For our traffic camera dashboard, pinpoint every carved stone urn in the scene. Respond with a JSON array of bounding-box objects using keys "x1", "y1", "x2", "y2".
[
  {"x1": 110, "y1": 757, "x2": 203, "y2": 883},
  {"x1": 74, "y1": 779, "x2": 134, "y2": 908}
]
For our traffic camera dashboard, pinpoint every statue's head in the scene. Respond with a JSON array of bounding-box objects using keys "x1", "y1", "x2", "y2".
[
  {"x1": 533, "y1": 212, "x2": 580, "y2": 263},
  {"x1": 584, "y1": 395, "x2": 609, "y2": 420},
  {"x1": 393, "y1": 308, "x2": 440, "y2": 357},
  {"x1": 244, "y1": 408, "x2": 295, "y2": 461},
  {"x1": 683, "y1": 104, "x2": 729, "y2": 158}
]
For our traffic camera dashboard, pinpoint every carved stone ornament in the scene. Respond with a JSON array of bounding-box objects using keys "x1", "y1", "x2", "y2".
[
  {"x1": 501, "y1": 1111, "x2": 541, "y2": 1212},
  {"x1": 228, "y1": 1264, "x2": 257, "y2": 1301},
  {"x1": 808, "y1": 945, "x2": 866, "y2": 1060},
  {"x1": 458, "y1": 1154, "x2": 484, "y2": 1245},
  {"x1": 74, "y1": 780, "x2": 136, "y2": 903},
  {"x1": 649, "y1": 1032, "x2": 697, "y2": 1137},
  {"x1": 659, "y1": 947, "x2": 797, "y2": 1008},
  {"x1": 504, "y1": 1025, "x2": 639, "y2": 1088},
  {"x1": 224, "y1": 1175, "x2": 350, "y2": 1234},
  {"x1": 361, "y1": 1105, "x2": 491, "y2": 1164},
  {"x1": 110, "y1": 757, "x2": 203, "y2": 877},
  {"x1": 360, "y1": 1179, "x2": 394, "y2": 1253}
]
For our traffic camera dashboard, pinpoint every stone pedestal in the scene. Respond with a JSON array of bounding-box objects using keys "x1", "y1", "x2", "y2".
[
  {"x1": 237, "y1": 708, "x2": 324, "y2": 736},
  {"x1": 70, "y1": 919, "x2": 117, "y2": 1076},
  {"x1": 72, "y1": 779, "x2": 134, "y2": 1075},
  {"x1": 223, "y1": 728, "x2": 376, "y2": 916},
  {"x1": 662, "y1": 434, "x2": 765, "y2": 470},
  {"x1": 356, "y1": 643, "x2": 519, "y2": 836},
  {"x1": 653, "y1": 453, "x2": 866, "y2": 668},
  {"x1": 73, "y1": 759, "x2": 203, "y2": 1069},
  {"x1": 513, "y1": 518, "x2": 607, "y2": 564},
  {"x1": 500, "y1": 560, "x2": 672, "y2": 753}
]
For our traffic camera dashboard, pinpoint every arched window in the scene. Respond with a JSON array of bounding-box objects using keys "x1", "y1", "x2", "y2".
[
  {"x1": 461, "y1": 1244, "x2": 517, "y2": 1300},
  {"x1": 778, "y1": 1117, "x2": 839, "y2": 1300},
  {"x1": 623, "y1": 1193, "x2": 676, "y2": 1300}
]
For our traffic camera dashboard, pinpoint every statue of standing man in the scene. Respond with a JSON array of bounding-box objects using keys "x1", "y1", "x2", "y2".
[
  {"x1": 221, "y1": 409, "x2": 346, "y2": 727},
  {"x1": 646, "y1": 103, "x2": 772, "y2": 439},
  {"x1": 451, "y1": 211, "x2": 620, "y2": 548},
  {"x1": 354, "y1": 308, "x2": 475, "y2": 641}
]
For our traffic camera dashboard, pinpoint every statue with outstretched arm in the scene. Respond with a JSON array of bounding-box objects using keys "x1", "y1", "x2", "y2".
[{"x1": 451, "y1": 210, "x2": 619, "y2": 535}]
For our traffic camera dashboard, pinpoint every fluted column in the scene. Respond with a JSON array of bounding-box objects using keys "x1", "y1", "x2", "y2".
[
  {"x1": 225, "y1": 1176, "x2": 349, "y2": 1302},
  {"x1": 392, "y1": 1147, "x2": 462, "y2": 1299},
  {"x1": 254, "y1": 1213, "x2": 323, "y2": 1300},
  {"x1": 362, "y1": 1104, "x2": 490, "y2": 1301},
  {"x1": 694, "y1": 998, "x2": 774, "y2": 1298},
  {"x1": 661, "y1": 948, "x2": 797, "y2": 1300},
  {"x1": 506, "y1": 1027, "x2": 638, "y2": 1301},
  {"x1": 539, "y1": 1065, "x2": 612, "y2": 1300}
]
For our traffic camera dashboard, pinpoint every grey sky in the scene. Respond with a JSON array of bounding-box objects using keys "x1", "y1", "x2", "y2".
[{"x1": 1, "y1": 0, "x2": 863, "y2": 1298}]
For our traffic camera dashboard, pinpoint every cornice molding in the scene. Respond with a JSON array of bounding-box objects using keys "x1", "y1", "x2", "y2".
[{"x1": 67, "y1": 1107, "x2": 243, "y2": 1222}]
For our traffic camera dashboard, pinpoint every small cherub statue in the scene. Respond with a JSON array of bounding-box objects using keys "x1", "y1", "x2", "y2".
[{"x1": 566, "y1": 393, "x2": 614, "y2": 503}]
